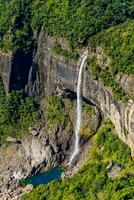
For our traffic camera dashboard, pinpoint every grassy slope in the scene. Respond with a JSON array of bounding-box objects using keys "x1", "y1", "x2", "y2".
[{"x1": 22, "y1": 119, "x2": 134, "y2": 200}]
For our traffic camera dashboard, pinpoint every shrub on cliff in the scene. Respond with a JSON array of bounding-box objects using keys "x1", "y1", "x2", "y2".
[{"x1": 45, "y1": 95, "x2": 69, "y2": 128}]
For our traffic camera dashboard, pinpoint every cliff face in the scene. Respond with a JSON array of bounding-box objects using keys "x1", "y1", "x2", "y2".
[
  {"x1": 0, "y1": 26, "x2": 134, "y2": 199},
  {"x1": 34, "y1": 29, "x2": 78, "y2": 98},
  {"x1": 34, "y1": 28, "x2": 134, "y2": 155},
  {"x1": 0, "y1": 51, "x2": 32, "y2": 93},
  {"x1": 83, "y1": 73, "x2": 134, "y2": 155},
  {"x1": 0, "y1": 28, "x2": 134, "y2": 156},
  {"x1": 0, "y1": 27, "x2": 134, "y2": 156}
]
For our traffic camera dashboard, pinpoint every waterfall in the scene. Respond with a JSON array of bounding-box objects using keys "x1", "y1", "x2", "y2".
[{"x1": 69, "y1": 53, "x2": 88, "y2": 165}]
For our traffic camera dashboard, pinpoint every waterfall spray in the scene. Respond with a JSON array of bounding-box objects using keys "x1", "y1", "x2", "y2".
[{"x1": 69, "y1": 53, "x2": 88, "y2": 165}]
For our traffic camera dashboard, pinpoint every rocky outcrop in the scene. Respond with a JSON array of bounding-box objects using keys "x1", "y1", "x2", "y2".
[
  {"x1": 107, "y1": 163, "x2": 122, "y2": 179},
  {"x1": 116, "y1": 73, "x2": 134, "y2": 97},
  {"x1": 83, "y1": 73, "x2": 134, "y2": 155},
  {"x1": 0, "y1": 126, "x2": 69, "y2": 199},
  {"x1": 0, "y1": 52, "x2": 12, "y2": 93}
]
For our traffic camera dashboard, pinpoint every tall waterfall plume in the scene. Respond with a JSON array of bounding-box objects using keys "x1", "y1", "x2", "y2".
[{"x1": 69, "y1": 52, "x2": 88, "y2": 165}]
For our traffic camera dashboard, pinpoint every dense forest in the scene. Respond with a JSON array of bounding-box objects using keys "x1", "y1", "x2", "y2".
[
  {"x1": 0, "y1": 82, "x2": 39, "y2": 144},
  {"x1": 90, "y1": 20, "x2": 134, "y2": 75},
  {"x1": 0, "y1": 0, "x2": 134, "y2": 51}
]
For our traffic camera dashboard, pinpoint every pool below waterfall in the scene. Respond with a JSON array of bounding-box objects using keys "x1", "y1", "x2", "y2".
[{"x1": 22, "y1": 167, "x2": 63, "y2": 187}]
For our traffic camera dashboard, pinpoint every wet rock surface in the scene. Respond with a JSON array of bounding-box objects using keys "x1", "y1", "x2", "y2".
[{"x1": 0, "y1": 52, "x2": 13, "y2": 93}]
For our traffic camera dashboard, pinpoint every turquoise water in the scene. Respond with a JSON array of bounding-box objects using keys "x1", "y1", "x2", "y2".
[{"x1": 22, "y1": 167, "x2": 63, "y2": 187}]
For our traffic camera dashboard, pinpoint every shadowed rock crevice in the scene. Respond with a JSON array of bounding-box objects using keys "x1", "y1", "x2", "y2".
[
  {"x1": 9, "y1": 51, "x2": 33, "y2": 92},
  {"x1": 63, "y1": 88, "x2": 95, "y2": 106}
]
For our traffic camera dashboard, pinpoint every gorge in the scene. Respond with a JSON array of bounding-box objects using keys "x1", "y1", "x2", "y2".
[{"x1": 0, "y1": 1, "x2": 134, "y2": 199}]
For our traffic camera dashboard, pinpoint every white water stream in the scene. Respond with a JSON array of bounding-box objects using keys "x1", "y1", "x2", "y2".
[{"x1": 69, "y1": 53, "x2": 88, "y2": 165}]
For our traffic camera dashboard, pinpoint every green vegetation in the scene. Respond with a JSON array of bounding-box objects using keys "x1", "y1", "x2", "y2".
[
  {"x1": 90, "y1": 20, "x2": 134, "y2": 75},
  {"x1": 0, "y1": 1, "x2": 133, "y2": 198},
  {"x1": 80, "y1": 125, "x2": 94, "y2": 138},
  {"x1": 0, "y1": 82, "x2": 39, "y2": 144},
  {"x1": 0, "y1": 0, "x2": 134, "y2": 52},
  {"x1": 82, "y1": 102, "x2": 96, "y2": 116},
  {"x1": 88, "y1": 56, "x2": 127, "y2": 101},
  {"x1": 80, "y1": 102, "x2": 96, "y2": 137},
  {"x1": 52, "y1": 43, "x2": 79, "y2": 61},
  {"x1": 38, "y1": 0, "x2": 133, "y2": 47},
  {"x1": 22, "y1": 119, "x2": 134, "y2": 200},
  {"x1": 45, "y1": 95, "x2": 69, "y2": 129},
  {"x1": 87, "y1": 20, "x2": 134, "y2": 101},
  {"x1": 0, "y1": 1, "x2": 133, "y2": 102},
  {"x1": 0, "y1": 0, "x2": 33, "y2": 53}
]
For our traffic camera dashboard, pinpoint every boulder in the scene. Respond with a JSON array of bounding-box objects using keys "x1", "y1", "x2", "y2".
[
  {"x1": 29, "y1": 127, "x2": 38, "y2": 136},
  {"x1": 6, "y1": 137, "x2": 20, "y2": 144},
  {"x1": 108, "y1": 163, "x2": 122, "y2": 179},
  {"x1": 24, "y1": 184, "x2": 34, "y2": 192}
]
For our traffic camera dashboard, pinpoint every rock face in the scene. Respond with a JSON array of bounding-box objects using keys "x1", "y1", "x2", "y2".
[
  {"x1": 83, "y1": 73, "x2": 134, "y2": 155},
  {"x1": 35, "y1": 29, "x2": 77, "y2": 98},
  {"x1": 0, "y1": 51, "x2": 33, "y2": 93},
  {"x1": 116, "y1": 73, "x2": 134, "y2": 97},
  {"x1": 0, "y1": 52, "x2": 12, "y2": 93}
]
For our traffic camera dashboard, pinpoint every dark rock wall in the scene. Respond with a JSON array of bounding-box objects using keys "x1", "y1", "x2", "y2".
[
  {"x1": 0, "y1": 51, "x2": 33, "y2": 93},
  {"x1": 36, "y1": 29, "x2": 77, "y2": 98},
  {"x1": 9, "y1": 52, "x2": 33, "y2": 92}
]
